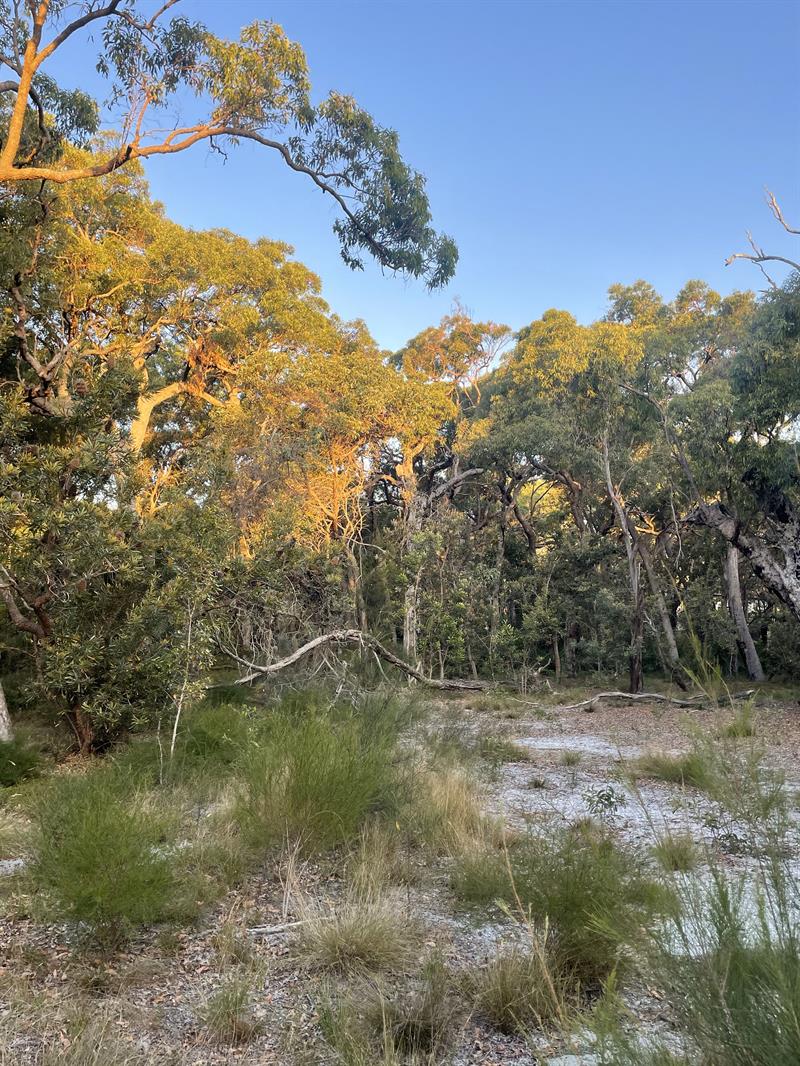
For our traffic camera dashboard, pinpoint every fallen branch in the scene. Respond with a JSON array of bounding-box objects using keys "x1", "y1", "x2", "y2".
[
  {"x1": 226, "y1": 629, "x2": 487, "y2": 691},
  {"x1": 560, "y1": 690, "x2": 755, "y2": 712},
  {"x1": 248, "y1": 919, "x2": 309, "y2": 937}
]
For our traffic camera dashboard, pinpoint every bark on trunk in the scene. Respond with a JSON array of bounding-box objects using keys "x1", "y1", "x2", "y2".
[
  {"x1": 686, "y1": 502, "x2": 800, "y2": 623},
  {"x1": 725, "y1": 544, "x2": 766, "y2": 682},
  {"x1": 0, "y1": 679, "x2": 12, "y2": 743}
]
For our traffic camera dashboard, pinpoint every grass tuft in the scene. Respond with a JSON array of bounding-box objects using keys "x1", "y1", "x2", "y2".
[
  {"x1": 295, "y1": 895, "x2": 421, "y2": 973},
  {"x1": 199, "y1": 973, "x2": 262, "y2": 1045}
]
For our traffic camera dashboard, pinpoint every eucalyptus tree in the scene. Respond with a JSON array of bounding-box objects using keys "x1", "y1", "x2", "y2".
[{"x1": 0, "y1": 0, "x2": 456, "y2": 286}]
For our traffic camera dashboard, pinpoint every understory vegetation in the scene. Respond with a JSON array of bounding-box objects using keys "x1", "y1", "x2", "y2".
[{"x1": 1, "y1": 682, "x2": 798, "y2": 1064}]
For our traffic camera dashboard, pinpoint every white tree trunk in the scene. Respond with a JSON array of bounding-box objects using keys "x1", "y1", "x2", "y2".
[
  {"x1": 0, "y1": 678, "x2": 12, "y2": 743},
  {"x1": 725, "y1": 544, "x2": 766, "y2": 682}
]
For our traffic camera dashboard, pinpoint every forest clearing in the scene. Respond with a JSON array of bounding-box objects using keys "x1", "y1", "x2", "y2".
[
  {"x1": 1, "y1": 0, "x2": 798, "y2": 1062},
  {"x1": 1, "y1": 680, "x2": 799, "y2": 1064}
]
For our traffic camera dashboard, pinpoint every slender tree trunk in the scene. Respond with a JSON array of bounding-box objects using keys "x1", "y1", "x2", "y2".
[
  {"x1": 489, "y1": 508, "x2": 507, "y2": 645},
  {"x1": 564, "y1": 620, "x2": 579, "y2": 677},
  {"x1": 632, "y1": 529, "x2": 687, "y2": 687},
  {"x1": 0, "y1": 678, "x2": 12, "y2": 743},
  {"x1": 725, "y1": 544, "x2": 765, "y2": 682},
  {"x1": 344, "y1": 547, "x2": 369, "y2": 633},
  {"x1": 552, "y1": 636, "x2": 562, "y2": 683},
  {"x1": 602, "y1": 435, "x2": 644, "y2": 693},
  {"x1": 628, "y1": 561, "x2": 645, "y2": 693},
  {"x1": 403, "y1": 573, "x2": 421, "y2": 669}
]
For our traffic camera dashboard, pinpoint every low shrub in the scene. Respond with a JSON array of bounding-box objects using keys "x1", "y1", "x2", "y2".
[
  {"x1": 30, "y1": 771, "x2": 181, "y2": 945},
  {"x1": 199, "y1": 973, "x2": 261, "y2": 1044},
  {"x1": 634, "y1": 749, "x2": 711, "y2": 789},
  {"x1": 295, "y1": 896, "x2": 421, "y2": 973},
  {"x1": 234, "y1": 700, "x2": 402, "y2": 852},
  {"x1": 652, "y1": 833, "x2": 699, "y2": 873},
  {"x1": 371, "y1": 954, "x2": 459, "y2": 1057},
  {"x1": 453, "y1": 823, "x2": 671, "y2": 988}
]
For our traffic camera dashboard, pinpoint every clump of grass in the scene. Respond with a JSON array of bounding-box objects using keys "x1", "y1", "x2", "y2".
[
  {"x1": 234, "y1": 699, "x2": 402, "y2": 852},
  {"x1": 318, "y1": 955, "x2": 459, "y2": 1064},
  {"x1": 560, "y1": 750, "x2": 582, "y2": 767},
  {"x1": 370, "y1": 954, "x2": 459, "y2": 1058},
  {"x1": 346, "y1": 821, "x2": 406, "y2": 896},
  {"x1": 472, "y1": 693, "x2": 516, "y2": 716},
  {"x1": 468, "y1": 940, "x2": 574, "y2": 1033},
  {"x1": 295, "y1": 895, "x2": 421, "y2": 973},
  {"x1": 212, "y1": 912, "x2": 254, "y2": 969},
  {"x1": 112, "y1": 701, "x2": 256, "y2": 790},
  {"x1": 411, "y1": 766, "x2": 500, "y2": 855},
  {"x1": 475, "y1": 733, "x2": 530, "y2": 765},
  {"x1": 652, "y1": 832, "x2": 699, "y2": 873},
  {"x1": 633, "y1": 749, "x2": 711, "y2": 789},
  {"x1": 453, "y1": 823, "x2": 671, "y2": 988},
  {"x1": 719, "y1": 701, "x2": 758, "y2": 739},
  {"x1": 199, "y1": 973, "x2": 262, "y2": 1045},
  {"x1": 0, "y1": 736, "x2": 41, "y2": 788},
  {"x1": 30, "y1": 771, "x2": 181, "y2": 946}
]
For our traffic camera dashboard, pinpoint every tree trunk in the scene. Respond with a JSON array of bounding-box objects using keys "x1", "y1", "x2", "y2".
[
  {"x1": 629, "y1": 564, "x2": 645, "y2": 693},
  {"x1": 632, "y1": 529, "x2": 687, "y2": 687},
  {"x1": 403, "y1": 574, "x2": 421, "y2": 670},
  {"x1": 68, "y1": 704, "x2": 95, "y2": 755},
  {"x1": 344, "y1": 547, "x2": 369, "y2": 633},
  {"x1": 0, "y1": 678, "x2": 12, "y2": 743},
  {"x1": 552, "y1": 636, "x2": 562, "y2": 683},
  {"x1": 686, "y1": 502, "x2": 800, "y2": 623},
  {"x1": 564, "y1": 620, "x2": 579, "y2": 677},
  {"x1": 489, "y1": 508, "x2": 506, "y2": 646},
  {"x1": 724, "y1": 544, "x2": 765, "y2": 682},
  {"x1": 601, "y1": 436, "x2": 644, "y2": 694}
]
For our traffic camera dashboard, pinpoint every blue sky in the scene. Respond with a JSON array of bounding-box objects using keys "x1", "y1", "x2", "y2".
[{"x1": 50, "y1": 0, "x2": 798, "y2": 349}]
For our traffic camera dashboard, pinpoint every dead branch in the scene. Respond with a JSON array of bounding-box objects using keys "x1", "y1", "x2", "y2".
[
  {"x1": 225, "y1": 629, "x2": 487, "y2": 690},
  {"x1": 559, "y1": 689, "x2": 755, "y2": 712}
]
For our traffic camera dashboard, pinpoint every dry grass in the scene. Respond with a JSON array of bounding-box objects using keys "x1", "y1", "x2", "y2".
[
  {"x1": 468, "y1": 940, "x2": 574, "y2": 1033},
  {"x1": 413, "y1": 765, "x2": 504, "y2": 855},
  {"x1": 295, "y1": 894, "x2": 422, "y2": 973}
]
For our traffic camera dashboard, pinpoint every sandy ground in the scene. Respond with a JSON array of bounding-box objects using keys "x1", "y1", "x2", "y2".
[{"x1": 1, "y1": 690, "x2": 799, "y2": 1065}]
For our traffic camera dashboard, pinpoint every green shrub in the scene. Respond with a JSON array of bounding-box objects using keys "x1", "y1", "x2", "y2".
[
  {"x1": 0, "y1": 737, "x2": 41, "y2": 788},
  {"x1": 112, "y1": 701, "x2": 256, "y2": 788},
  {"x1": 453, "y1": 824, "x2": 670, "y2": 988},
  {"x1": 371, "y1": 954, "x2": 458, "y2": 1057},
  {"x1": 235, "y1": 702, "x2": 402, "y2": 852},
  {"x1": 295, "y1": 896, "x2": 421, "y2": 973},
  {"x1": 30, "y1": 772, "x2": 181, "y2": 944},
  {"x1": 719, "y1": 701, "x2": 758, "y2": 739}
]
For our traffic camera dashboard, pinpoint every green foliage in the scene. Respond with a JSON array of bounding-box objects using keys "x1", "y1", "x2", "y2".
[
  {"x1": 30, "y1": 772, "x2": 180, "y2": 945},
  {"x1": 234, "y1": 692, "x2": 405, "y2": 851},
  {"x1": 652, "y1": 833, "x2": 699, "y2": 873},
  {"x1": 0, "y1": 737, "x2": 41, "y2": 788},
  {"x1": 468, "y1": 943, "x2": 573, "y2": 1032},
  {"x1": 453, "y1": 824, "x2": 670, "y2": 987},
  {"x1": 633, "y1": 749, "x2": 712, "y2": 789}
]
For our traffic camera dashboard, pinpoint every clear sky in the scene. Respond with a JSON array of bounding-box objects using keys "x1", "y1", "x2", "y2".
[{"x1": 49, "y1": 0, "x2": 799, "y2": 350}]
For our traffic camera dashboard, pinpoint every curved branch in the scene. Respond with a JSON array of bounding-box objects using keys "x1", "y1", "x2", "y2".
[{"x1": 225, "y1": 629, "x2": 487, "y2": 690}]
